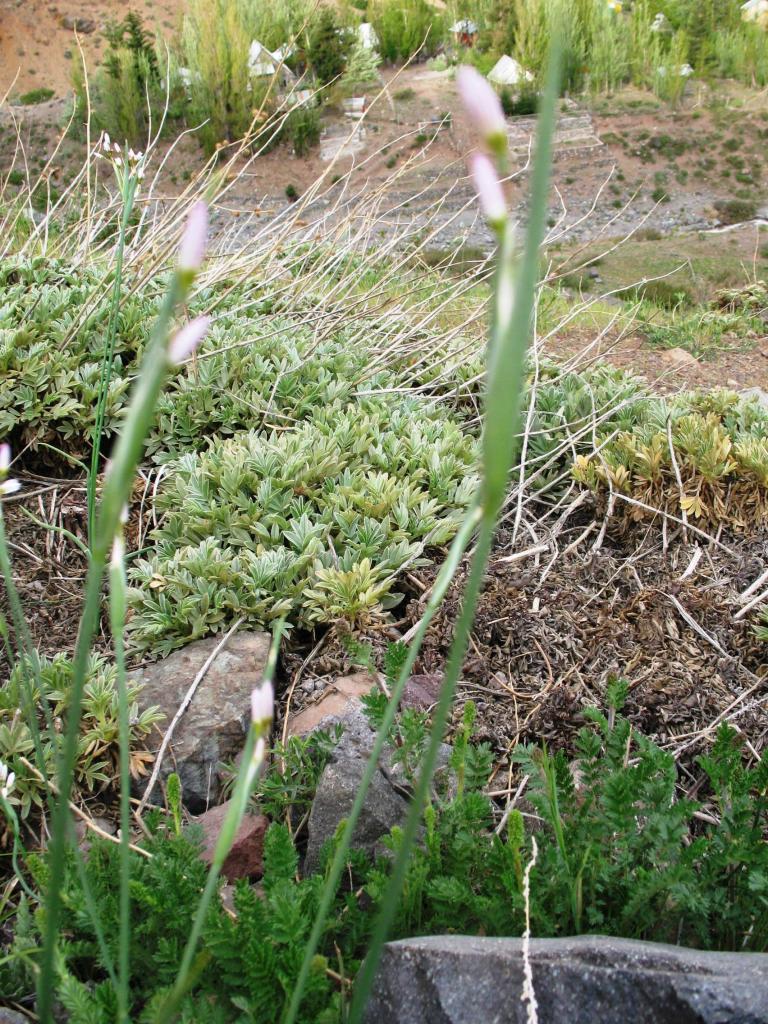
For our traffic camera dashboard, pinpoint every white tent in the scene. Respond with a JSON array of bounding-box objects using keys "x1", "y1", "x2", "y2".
[
  {"x1": 248, "y1": 40, "x2": 277, "y2": 77},
  {"x1": 358, "y1": 22, "x2": 379, "y2": 50},
  {"x1": 487, "y1": 55, "x2": 534, "y2": 87},
  {"x1": 742, "y1": 0, "x2": 768, "y2": 23},
  {"x1": 248, "y1": 40, "x2": 296, "y2": 86}
]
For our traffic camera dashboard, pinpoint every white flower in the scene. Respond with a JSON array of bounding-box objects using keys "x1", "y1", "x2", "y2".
[
  {"x1": 0, "y1": 760, "x2": 15, "y2": 800},
  {"x1": 168, "y1": 315, "x2": 211, "y2": 364},
  {"x1": 178, "y1": 202, "x2": 209, "y2": 274},
  {"x1": 469, "y1": 152, "x2": 507, "y2": 227},
  {"x1": 251, "y1": 680, "x2": 274, "y2": 725},
  {"x1": 457, "y1": 65, "x2": 507, "y2": 155},
  {"x1": 0, "y1": 443, "x2": 20, "y2": 497}
]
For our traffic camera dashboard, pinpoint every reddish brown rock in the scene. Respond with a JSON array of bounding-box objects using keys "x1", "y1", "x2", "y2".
[
  {"x1": 193, "y1": 801, "x2": 269, "y2": 882},
  {"x1": 287, "y1": 672, "x2": 377, "y2": 736},
  {"x1": 401, "y1": 673, "x2": 442, "y2": 709}
]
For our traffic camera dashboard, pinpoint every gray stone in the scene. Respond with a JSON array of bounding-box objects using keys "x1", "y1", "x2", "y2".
[
  {"x1": 363, "y1": 934, "x2": 768, "y2": 1024},
  {"x1": 131, "y1": 631, "x2": 272, "y2": 812},
  {"x1": 0, "y1": 1011, "x2": 31, "y2": 1023},
  {"x1": 61, "y1": 15, "x2": 96, "y2": 32},
  {"x1": 303, "y1": 706, "x2": 407, "y2": 873},
  {"x1": 741, "y1": 387, "x2": 768, "y2": 410},
  {"x1": 303, "y1": 703, "x2": 453, "y2": 872}
]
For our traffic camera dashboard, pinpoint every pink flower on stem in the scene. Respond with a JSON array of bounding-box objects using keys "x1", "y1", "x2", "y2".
[
  {"x1": 469, "y1": 153, "x2": 507, "y2": 228},
  {"x1": 457, "y1": 65, "x2": 507, "y2": 156},
  {"x1": 168, "y1": 315, "x2": 211, "y2": 364},
  {"x1": 251, "y1": 680, "x2": 274, "y2": 726},
  {"x1": 178, "y1": 201, "x2": 209, "y2": 275}
]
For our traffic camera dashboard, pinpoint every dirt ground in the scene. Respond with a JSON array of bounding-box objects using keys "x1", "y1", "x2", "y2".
[{"x1": 0, "y1": 0, "x2": 180, "y2": 98}]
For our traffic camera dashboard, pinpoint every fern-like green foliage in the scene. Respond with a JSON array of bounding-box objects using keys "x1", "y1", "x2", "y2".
[
  {"x1": 5, "y1": 697, "x2": 767, "y2": 1018},
  {"x1": 0, "y1": 653, "x2": 162, "y2": 817},
  {"x1": 127, "y1": 398, "x2": 479, "y2": 653},
  {"x1": 369, "y1": 691, "x2": 768, "y2": 953}
]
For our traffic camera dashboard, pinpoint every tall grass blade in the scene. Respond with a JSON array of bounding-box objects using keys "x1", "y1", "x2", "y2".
[{"x1": 347, "y1": 41, "x2": 562, "y2": 1022}]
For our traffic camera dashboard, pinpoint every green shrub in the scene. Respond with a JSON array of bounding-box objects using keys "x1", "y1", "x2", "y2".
[
  {"x1": 287, "y1": 106, "x2": 321, "y2": 157},
  {"x1": 573, "y1": 388, "x2": 768, "y2": 528},
  {"x1": 73, "y1": 13, "x2": 178, "y2": 146},
  {"x1": 499, "y1": 87, "x2": 538, "y2": 117},
  {"x1": 17, "y1": 88, "x2": 55, "y2": 105},
  {"x1": 308, "y1": 7, "x2": 348, "y2": 85},
  {"x1": 369, "y1": 0, "x2": 444, "y2": 62},
  {"x1": 715, "y1": 197, "x2": 758, "y2": 224},
  {"x1": 181, "y1": 0, "x2": 256, "y2": 153}
]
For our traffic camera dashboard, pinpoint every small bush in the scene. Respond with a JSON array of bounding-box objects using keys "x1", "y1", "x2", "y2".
[
  {"x1": 715, "y1": 198, "x2": 758, "y2": 224},
  {"x1": 499, "y1": 87, "x2": 538, "y2": 117},
  {"x1": 287, "y1": 106, "x2": 320, "y2": 157},
  {"x1": 127, "y1": 398, "x2": 479, "y2": 654},
  {"x1": 0, "y1": 653, "x2": 162, "y2": 818},
  {"x1": 308, "y1": 7, "x2": 348, "y2": 85},
  {"x1": 369, "y1": 0, "x2": 444, "y2": 62},
  {"x1": 285, "y1": 183, "x2": 299, "y2": 201},
  {"x1": 17, "y1": 88, "x2": 54, "y2": 105},
  {"x1": 8, "y1": 692, "x2": 767, "y2": 1010},
  {"x1": 574, "y1": 388, "x2": 768, "y2": 528}
]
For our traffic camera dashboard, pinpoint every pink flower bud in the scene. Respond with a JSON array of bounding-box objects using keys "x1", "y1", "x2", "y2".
[
  {"x1": 178, "y1": 201, "x2": 209, "y2": 274},
  {"x1": 469, "y1": 153, "x2": 507, "y2": 227},
  {"x1": 457, "y1": 65, "x2": 507, "y2": 152},
  {"x1": 251, "y1": 680, "x2": 274, "y2": 725},
  {"x1": 168, "y1": 315, "x2": 211, "y2": 364},
  {"x1": 0, "y1": 444, "x2": 10, "y2": 475}
]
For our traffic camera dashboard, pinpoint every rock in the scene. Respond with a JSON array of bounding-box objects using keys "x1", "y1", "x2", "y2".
[
  {"x1": 192, "y1": 800, "x2": 269, "y2": 882},
  {"x1": 741, "y1": 386, "x2": 768, "y2": 410},
  {"x1": 662, "y1": 346, "x2": 698, "y2": 368},
  {"x1": 401, "y1": 673, "x2": 442, "y2": 709},
  {"x1": 61, "y1": 15, "x2": 96, "y2": 32},
  {"x1": 0, "y1": 1010, "x2": 32, "y2": 1023},
  {"x1": 363, "y1": 935, "x2": 768, "y2": 1024},
  {"x1": 131, "y1": 631, "x2": 272, "y2": 812},
  {"x1": 304, "y1": 733, "x2": 410, "y2": 873},
  {"x1": 303, "y1": 701, "x2": 453, "y2": 873},
  {"x1": 303, "y1": 704, "x2": 408, "y2": 872},
  {"x1": 288, "y1": 672, "x2": 377, "y2": 736}
]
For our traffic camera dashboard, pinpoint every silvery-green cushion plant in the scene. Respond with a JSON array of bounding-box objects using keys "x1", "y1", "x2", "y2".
[{"x1": 128, "y1": 397, "x2": 479, "y2": 654}]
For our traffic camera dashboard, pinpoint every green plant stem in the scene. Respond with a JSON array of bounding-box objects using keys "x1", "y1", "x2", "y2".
[
  {"x1": 349, "y1": 519, "x2": 494, "y2": 1020},
  {"x1": 348, "y1": 42, "x2": 561, "y2": 1021},
  {"x1": 37, "y1": 275, "x2": 185, "y2": 1023},
  {"x1": 87, "y1": 174, "x2": 138, "y2": 547},
  {"x1": 282, "y1": 506, "x2": 479, "y2": 1024},
  {"x1": 156, "y1": 622, "x2": 284, "y2": 1023},
  {"x1": 109, "y1": 541, "x2": 131, "y2": 1024}
]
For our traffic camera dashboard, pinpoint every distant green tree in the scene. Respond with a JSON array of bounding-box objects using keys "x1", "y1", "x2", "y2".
[
  {"x1": 308, "y1": 7, "x2": 347, "y2": 85},
  {"x1": 341, "y1": 40, "x2": 382, "y2": 91}
]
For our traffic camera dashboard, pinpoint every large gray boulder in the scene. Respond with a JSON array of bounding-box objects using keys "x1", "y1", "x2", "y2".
[
  {"x1": 363, "y1": 935, "x2": 768, "y2": 1024},
  {"x1": 131, "y1": 631, "x2": 272, "y2": 812}
]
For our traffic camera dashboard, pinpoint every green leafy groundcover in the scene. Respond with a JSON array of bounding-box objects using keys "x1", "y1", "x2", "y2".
[
  {"x1": 3, "y1": 692, "x2": 767, "y2": 1021},
  {"x1": 0, "y1": 257, "x2": 377, "y2": 463},
  {"x1": 127, "y1": 397, "x2": 479, "y2": 654}
]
